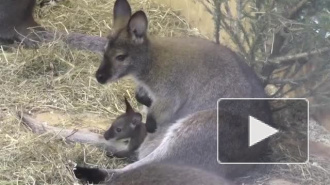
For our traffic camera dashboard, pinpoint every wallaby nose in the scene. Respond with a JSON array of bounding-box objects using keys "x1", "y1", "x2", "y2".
[
  {"x1": 104, "y1": 131, "x2": 111, "y2": 140},
  {"x1": 104, "y1": 128, "x2": 115, "y2": 140},
  {"x1": 96, "y1": 72, "x2": 108, "y2": 84}
]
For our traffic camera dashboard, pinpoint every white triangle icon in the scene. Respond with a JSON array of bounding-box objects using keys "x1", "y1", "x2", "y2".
[{"x1": 249, "y1": 116, "x2": 278, "y2": 147}]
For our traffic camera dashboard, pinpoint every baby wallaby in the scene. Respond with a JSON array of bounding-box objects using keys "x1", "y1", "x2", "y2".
[
  {"x1": 104, "y1": 97, "x2": 147, "y2": 159},
  {"x1": 0, "y1": 0, "x2": 44, "y2": 47}
]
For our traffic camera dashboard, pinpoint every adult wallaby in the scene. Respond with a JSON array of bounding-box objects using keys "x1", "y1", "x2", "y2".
[
  {"x1": 75, "y1": 0, "x2": 274, "y2": 182},
  {"x1": 74, "y1": 163, "x2": 234, "y2": 185},
  {"x1": 0, "y1": 0, "x2": 44, "y2": 47},
  {"x1": 104, "y1": 98, "x2": 147, "y2": 159}
]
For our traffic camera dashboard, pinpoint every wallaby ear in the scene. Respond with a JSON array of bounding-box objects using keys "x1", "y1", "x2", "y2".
[
  {"x1": 124, "y1": 97, "x2": 134, "y2": 114},
  {"x1": 131, "y1": 113, "x2": 142, "y2": 126},
  {"x1": 113, "y1": 0, "x2": 132, "y2": 29},
  {"x1": 128, "y1": 11, "x2": 148, "y2": 44}
]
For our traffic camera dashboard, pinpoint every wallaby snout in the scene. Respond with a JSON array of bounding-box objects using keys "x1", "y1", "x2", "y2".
[
  {"x1": 96, "y1": 59, "x2": 112, "y2": 84},
  {"x1": 103, "y1": 127, "x2": 115, "y2": 140},
  {"x1": 96, "y1": 49, "x2": 138, "y2": 84}
]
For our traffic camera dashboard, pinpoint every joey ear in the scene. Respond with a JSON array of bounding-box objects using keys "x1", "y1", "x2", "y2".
[
  {"x1": 132, "y1": 113, "x2": 142, "y2": 126},
  {"x1": 128, "y1": 11, "x2": 148, "y2": 43},
  {"x1": 124, "y1": 97, "x2": 134, "y2": 114},
  {"x1": 113, "y1": 0, "x2": 132, "y2": 29}
]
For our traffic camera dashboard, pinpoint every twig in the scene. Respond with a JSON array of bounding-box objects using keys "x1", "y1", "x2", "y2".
[
  {"x1": 201, "y1": 2, "x2": 213, "y2": 15},
  {"x1": 221, "y1": 18, "x2": 248, "y2": 57},
  {"x1": 261, "y1": 0, "x2": 314, "y2": 83},
  {"x1": 287, "y1": 0, "x2": 312, "y2": 19},
  {"x1": 237, "y1": 20, "x2": 251, "y2": 49},
  {"x1": 270, "y1": 62, "x2": 297, "y2": 97},
  {"x1": 213, "y1": 0, "x2": 222, "y2": 44},
  {"x1": 268, "y1": 47, "x2": 330, "y2": 64},
  {"x1": 224, "y1": 1, "x2": 233, "y2": 19},
  {"x1": 269, "y1": 0, "x2": 313, "y2": 58}
]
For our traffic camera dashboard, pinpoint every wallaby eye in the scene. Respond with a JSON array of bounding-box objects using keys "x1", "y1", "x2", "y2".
[
  {"x1": 116, "y1": 54, "x2": 128, "y2": 61},
  {"x1": 115, "y1": 127, "x2": 122, "y2": 133}
]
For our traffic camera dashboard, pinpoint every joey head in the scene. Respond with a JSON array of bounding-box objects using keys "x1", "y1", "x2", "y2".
[{"x1": 104, "y1": 97, "x2": 147, "y2": 159}]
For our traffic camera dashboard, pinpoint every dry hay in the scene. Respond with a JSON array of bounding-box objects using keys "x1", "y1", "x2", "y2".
[{"x1": 0, "y1": 0, "x2": 329, "y2": 184}]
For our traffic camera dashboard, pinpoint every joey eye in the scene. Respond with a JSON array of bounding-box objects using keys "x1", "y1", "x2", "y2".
[
  {"x1": 115, "y1": 127, "x2": 122, "y2": 133},
  {"x1": 116, "y1": 54, "x2": 128, "y2": 61}
]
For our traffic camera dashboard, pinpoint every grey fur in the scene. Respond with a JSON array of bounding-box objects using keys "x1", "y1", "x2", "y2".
[
  {"x1": 3, "y1": 0, "x2": 272, "y2": 183},
  {"x1": 104, "y1": 98, "x2": 147, "y2": 159},
  {"x1": 0, "y1": 0, "x2": 44, "y2": 47},
  {"x1": 89, "y1": 0, "x2": 274, "y2": 182},
  {"x1": 106, "y1": 163, "x2": 234, "y2": 185}
]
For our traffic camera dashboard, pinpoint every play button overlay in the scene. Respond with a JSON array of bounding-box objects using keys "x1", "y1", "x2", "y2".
[
  {"x1": 249, "y1": 116, "x2": 278, "y2": 147},
  {"x1": 217, "y1": 98, "x2": 309, "y2": 164}
]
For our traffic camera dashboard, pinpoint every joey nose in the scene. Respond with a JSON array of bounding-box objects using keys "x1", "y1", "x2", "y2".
[
  {"x1": 96, "y1": 72, "x2": 108, "y2": 84},
  {"x1": 103, "y1": 127, "x2": 115, "y2": 140},
  {"x1": 104, "y1": 133, "x2": 110, "y2": 140}
]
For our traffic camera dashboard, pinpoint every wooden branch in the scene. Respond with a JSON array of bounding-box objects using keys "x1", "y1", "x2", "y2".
[
  {"x1": 268, "y1": 47, "x2": 330, "y2": 64},
  {"x1": 269, "y1": 0, "x2": 313, "y2": 58},
  {"x1": 64, "y1": 32, "x2": 107, "y2": 54},
  {"x1": 200, "y1": 0, "x2": 214, "y2": 15},
  {"x1": 270, "y1": 62, "x2": 297, "y2": 97},
  {"x1": 221, "y1": 18, "x2": 248, "y2": 57},
  {"x1": 16, "y1": 111, "x2": 125, "y2": 153},
  {"x1": 237, "y1": 20, "x2": 251, "y2": 49},
  {"x1": 213, "y1": 0, "x2": 222, "y2": 44},
  {"x1": 224, "y1": 1, "x2": 233, "y2": 19},
  {"x1": 287, "y1": 0, "x2": 312, "y2": 19},
  {"x1": 35, "y1": 30, "x2": 107, "y2": 54},
  {"x1": 260, "y1": 0, "x2": 315, "y2": 83}
]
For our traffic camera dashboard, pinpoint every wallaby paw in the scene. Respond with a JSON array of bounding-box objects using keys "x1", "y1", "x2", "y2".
[
  {"x1": 73, "y1": 166, "x2": 107, "y2": 184},
  {"x1": 146, "y1": 114, "x2": 157, "y2": 133},
  {"x1": 135, "y1": 86, "x2": 152, "y2": 107},
  {"x1": 106, "y1": 151, "x2": 115, "y2": 158},
  {"x1": 135, "y1": 92, "x2": 152, "y2": 107}
]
